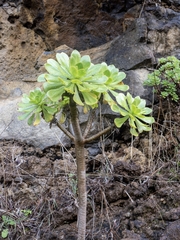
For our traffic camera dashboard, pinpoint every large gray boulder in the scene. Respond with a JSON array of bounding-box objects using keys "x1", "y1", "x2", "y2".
[{"x1": 0, "y1": 98, "x2": 70, "y2": 149}]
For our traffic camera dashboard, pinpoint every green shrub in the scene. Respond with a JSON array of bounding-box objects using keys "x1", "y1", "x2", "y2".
[
  {"x1": 18, "y1": 50, "x2": 154, "y2": 239},
  {"x1": 144, "y1": 56, "x2": 180, "y2": 102}
]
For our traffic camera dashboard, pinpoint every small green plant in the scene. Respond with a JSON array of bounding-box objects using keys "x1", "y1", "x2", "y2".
[
  {"x1": 144, "y1": 56, "x2": 180, "y2": 102},
  {"x1": 0, "y1": 210, "x2": 32, "y2": 239},
  {"x1": 18, "y1": 50, "x2": 154, "y2": 240},
  {"x1": 21, "y1": 209, "x2": 32, "y2": 217},
  {"x1": 0, "y1": 215, "x2": 16, "y2": 239}
]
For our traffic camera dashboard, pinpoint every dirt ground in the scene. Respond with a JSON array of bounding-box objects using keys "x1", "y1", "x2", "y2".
[{"x1": 0, "y1": 101, "x2": 180, "y2": 240}]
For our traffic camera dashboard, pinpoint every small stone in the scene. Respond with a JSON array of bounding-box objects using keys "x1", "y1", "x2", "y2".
[
  {"x1": 14, "y1": 177, "x2": 23, "y2": 183},
  {"x1": 125, "y1": 212, "x2": 131, "y2": 218},
  {"x1": 87, "y1": 146, "x2": 101, "y2": 156},
  {"x1": 3, "y1": 3, "x2": 9, "y2": 7},
  {"x1": 10, "y1": 88, "x2": 22, "y2": 97}
]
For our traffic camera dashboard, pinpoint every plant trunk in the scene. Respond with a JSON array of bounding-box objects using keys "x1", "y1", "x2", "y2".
[
  {"x1": 68, "y1": 96, "x2": 111, "y2": 239},
  {"x1": 75, "y1": 141, "x2": 86, "y2": 240},
  {"x1": 69, "y1": 96, "x2": 86, "y2": 240}
]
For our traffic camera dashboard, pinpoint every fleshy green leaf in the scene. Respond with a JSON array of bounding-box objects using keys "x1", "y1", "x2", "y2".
[
  {"x1": 18, "y1": 112, "x2": 32, "y2": 121},
  {"x1": 47, "y1": 59, "x2": 61, "y2": 70},
  {"x1": 87, "y1": 75, "x2": 107, "y2": 84},
  {"x1": 111, "y1": 104, "x2": 121, "y2": 113},
  {"x1": 70, "y1": 66, "x2": 79, "y2": 78},
  {"x1": 126, "y1": 92, "x2": 133, "y2": 106},
  {"x1": 117, "y1": 71, "x2": 126, "y2": 80},
  {"x1": 73, "y1": 87, "x2": 84, "y2": 106},
  {"x1": 141, "y1": 107, "x2": 152, "y2": 115},
  {"x1": 27, "y1": 114, "x2": 35, "y2": 125},
  {"x1": 77, "y1": 84, "x2": 89, "y2": 92},
  {"x1": 81, "y1": 92, "x2": 98, "y2": 106},
  {"x1": 47, "y1": 87, "x2": 65, "y2": 102},
  {"x1": 59, "y1": 112, "x2": 66, "y2": 124},
  {"x1": 43, "y1": 109, "x2": 54, "y2": 122},
  {"x1": 33, "y1": 113, "x2": 41, "y2": 126},
  {"x1": 138, "y1": 116, "x2": 155, "y2": 124},
  {"x1": 114, "y1": 84, "x2": 129, "y2": 91},
  {"x1": 37, "y1": 74, "x2": 46, "y2": 82},
  {"x1": 83, "y1": 104, "x2": 90, "y2": 114},
  {"x1": 116, "y1": 93, "x2": 129, "y2": 111},
  {"x1": 114, "y1": 116, "x2": 129, "y2": 128},
  {"x1": 135, "y1": 118, "x2": 151, "y2": 133},
  {"x1": 129, "y1": 118, "x2": 136, "y2": 128},
  {"x1": 44, "y1": 63, "x2": 61, "y2": 76},
  {"x1": 18, "y1": 104, "x2": 37, "y2": 112},
  {"x1": 70, "y1": 50, "x2": 81, "y2": 66},
  {"x1": 43, "y1": 82, "x2": 63, "y2": 92},
  {"x1": 103, "y1": 93, "x2": 115, "y2": 106},
  {"x1": 44, "y1": 74, "x2": 67, "y2": 85},
  {"x1": 56, "y1": 52, "x2": 70, "y2": 70},
  {"x1": 86, "y1": 64, "x2": 103, "y2": 77},
  {"x1": 81, "y1": 55, "x2": 91, "y2": 69},
  {"x1": 65, "y1": 82, "x2": 75, "y2": 94},
  {"x1": 2, "y1": 229, "x2": 8, "y2": 238},
  {"x1": 130, "y1": 127, "x2": 138, "y2": 136}
]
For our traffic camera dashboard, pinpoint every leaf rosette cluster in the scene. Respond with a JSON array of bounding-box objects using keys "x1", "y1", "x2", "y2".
[
  {"x1": 18, "y1": 50, "x2": 129, "y2": 125},
  {"x1": 18, "y1": 88, "x2": 57, "y2": 125},
  {"x1": 38, "y1": 50, "x2": 128, "y2": 107},
  {"x1": 111, "y1": 93, "x2": 155, "y2": 136},
  {"x1": 18, "y1": 49, "x2": 154, "y2": 136}
]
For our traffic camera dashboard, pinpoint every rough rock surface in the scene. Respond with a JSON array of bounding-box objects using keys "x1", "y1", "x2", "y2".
[
  {"x1": 0, "y1": 98, "x2": 71, "y2": 149},
  {"x1": 19, "y1": 0, "x2": 142, "y2": 51},
  {"x1": 0, "y1": 5, "x2": 46, "y2": 98}
]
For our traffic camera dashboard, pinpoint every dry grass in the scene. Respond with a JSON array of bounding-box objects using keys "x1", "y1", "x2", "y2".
[{"x1": 0, "y1": 100, "x2": 180, "y2": 239}]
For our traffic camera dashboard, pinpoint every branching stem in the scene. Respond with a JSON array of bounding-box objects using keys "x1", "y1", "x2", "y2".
[
  {"x1": 84, "y1": 125, "x2": 113, "y2": 144},
  {"x1": 83, "y1": 109, "x2": 95, "y2": 139},
  {"x1": 56, "y1": 121, "x2": 75, "y2": 141}
]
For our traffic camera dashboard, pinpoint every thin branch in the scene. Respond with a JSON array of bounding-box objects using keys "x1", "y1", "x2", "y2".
[
  {"x1": 84, "y1": 125, "x2": 113, "y2": 144},
  {"x1": 56, "y1": 121, "x2": 75, "y2": 141},
  {"x1": 139, "y1": 0, "x2": 146, "y2": 18},
  {"x1": 69, "y1": 95, "x2": 83, "y2": 141},
  {"x1": 124, "y1": 190, "x2": 134, "y2": 203},
  {"x1": 83, "y1": 109, "x2": 95, "y2": 138}
]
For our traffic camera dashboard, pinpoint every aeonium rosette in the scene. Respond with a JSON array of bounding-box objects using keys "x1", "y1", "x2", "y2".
[
  {"x1": 111, "y1": 92, "x2": 155, "y2": 136},
  {"x1": 37, "y1": 50, "x2": 129, "y2": 109},
  {"x1": 18, "y1": 88, "x2": 58, "y2": 125}
]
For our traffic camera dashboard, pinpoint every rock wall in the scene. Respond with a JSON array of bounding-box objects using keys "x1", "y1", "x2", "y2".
[{"x1": 0, "y1": 0, "x2": 180, "y2": 148}]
